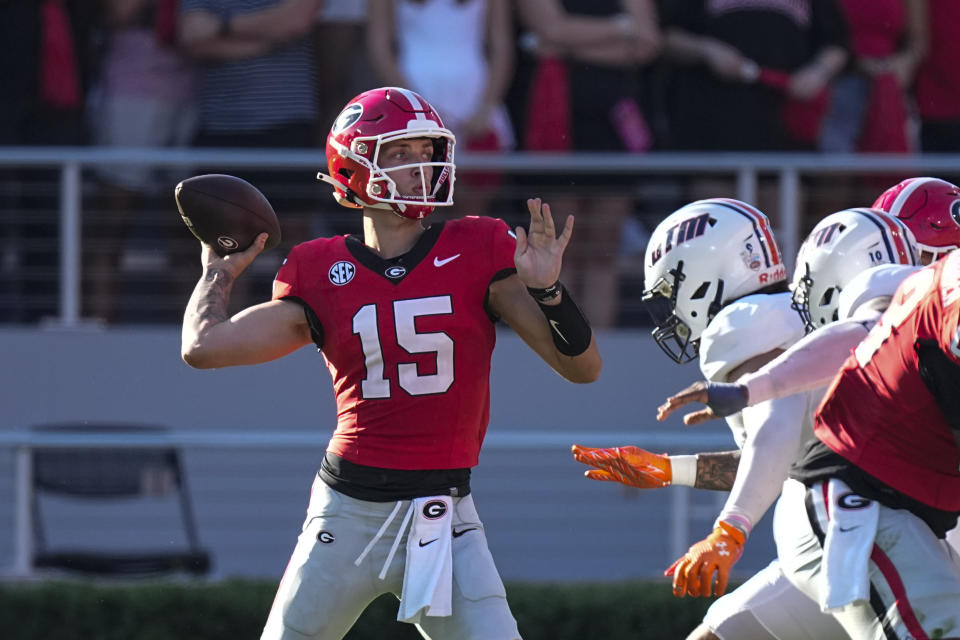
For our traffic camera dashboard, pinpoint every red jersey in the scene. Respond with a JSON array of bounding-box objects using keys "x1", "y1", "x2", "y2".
[
  {"x1": 814, "y1": 251, "x2": 960, "y2": 510},
  {"x1": 272, "y1": 216, "x2": 517, "y2": 470}
]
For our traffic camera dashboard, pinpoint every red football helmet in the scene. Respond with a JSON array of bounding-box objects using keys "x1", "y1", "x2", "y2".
[
  {"x1": 872, "y1": 177, "x2": 960, "y2": 263},
  {"x1": 317, "y1": 87, "x2": 456, "y2": 220}
]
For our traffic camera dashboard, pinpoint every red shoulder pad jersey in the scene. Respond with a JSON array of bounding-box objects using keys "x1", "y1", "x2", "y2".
[
  {"x1": 815, "y1": 250, "x2": 960, "y2": 510},
  {"x1": 272, "y1": 216, "x2": 516, "y2": 470}
]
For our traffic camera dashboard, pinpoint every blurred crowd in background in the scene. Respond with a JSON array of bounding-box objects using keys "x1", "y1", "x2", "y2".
[{"x1": 1, "y1": 0, "x2": 959, "y2": 327}]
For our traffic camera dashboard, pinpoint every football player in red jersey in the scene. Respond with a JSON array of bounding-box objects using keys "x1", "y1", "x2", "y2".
[
  {"x1": 776, "y1": 253, "x2": 960, "y2": 640},
  {"x1": 181, "y1": 87, "x2": 601, "y2": 640}
]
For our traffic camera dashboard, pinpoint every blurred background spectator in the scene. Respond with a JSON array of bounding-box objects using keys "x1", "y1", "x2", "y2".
[
  {"x1": 819, "y1": 0, "x2": 926, "y2": 155},
  {"x1": 314, "y1": 1, "x2": 375, "y2": 146},
  {"x1": 656, "y1": 0, "x2": 848, "y2": 152},
  {"x1": 815, "y1": 0, "x2": 926, "y2": 219},
  {"x1": 368, "y1": 0, "x2": 515, "y2": 220},
  {"x1": 914, "y1": 0, "x2": 960, "y2": 152},
  {"x1": 86, "y1": 0, "x2": 198, "y2": 323},
  {"x1": 0, "y1": 0, "x2": 102, "y2": 323},
  {"x1": 654, "y1": 0, "x2": 849, "y2": 263},
  {"x1": 513, "y1": 0, "x2": 660, "y2": 329},
  {"x1": 178, "y1": 0, "x2": 322, "y2": 309}
]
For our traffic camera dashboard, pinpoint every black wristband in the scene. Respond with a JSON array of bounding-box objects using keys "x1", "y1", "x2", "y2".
[
  {"x1": 705, "y1": 382, "x2": 749, "y2": 417},
  {"x1": 537, "y1": 286, "x2": 592, "y2": 356},
  {"x1": 526, "y1": 280, "x2": 561, "y2": 302}
]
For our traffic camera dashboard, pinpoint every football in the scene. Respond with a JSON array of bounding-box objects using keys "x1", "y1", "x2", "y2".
[{"x1": 174, "y1": 174, "x2": 281, "y2": 256}]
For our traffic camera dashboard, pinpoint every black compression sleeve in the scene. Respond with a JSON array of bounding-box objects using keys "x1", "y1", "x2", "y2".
[
  {"x1": 915, "y1": 339, "x2": 960, "y2": 433},
  {"x1": 537, "y1": 286, "x2": 592, "y2": 356}
]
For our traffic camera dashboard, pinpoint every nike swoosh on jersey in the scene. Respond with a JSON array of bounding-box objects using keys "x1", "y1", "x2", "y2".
[
  {"x1": 419, "y1": 538, "x2": 439, "y2": 547},
  {"x1": 433, "y1": 254, "x2": 461, "y2": 267},
  {"x1": 452, "y1": 527, "x2": 478, "y2": 538},
  {"x1": 549, "y1": 319, "x2": 569, "y2": 344}
]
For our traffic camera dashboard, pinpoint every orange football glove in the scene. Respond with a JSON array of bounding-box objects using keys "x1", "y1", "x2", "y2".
[
  {"x1": 571, "y1": 444, "x2": 672, "y2": 489},
  {"x1": 665, "y1": 521, "x2": 745, "y2": 598}
]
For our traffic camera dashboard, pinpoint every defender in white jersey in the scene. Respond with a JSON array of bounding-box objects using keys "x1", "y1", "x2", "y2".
[
  {"x1": 576, "y1": 204, "x2": 919, "y2": 640},
  {"x1": 661, "y1": 185, "x2": 960, "y2": 561},
  {"x1": 575, "y1": 199, "x2": 835, "y2": 640}
]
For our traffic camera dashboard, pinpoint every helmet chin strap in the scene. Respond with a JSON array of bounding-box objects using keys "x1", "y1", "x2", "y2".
[{"x1": 707, "y1": 280, "x2": 725, "y2": 324}]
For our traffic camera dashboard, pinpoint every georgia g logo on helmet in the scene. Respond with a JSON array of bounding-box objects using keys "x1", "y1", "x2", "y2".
[{"x1": 332, "y1": 104, "x2": 363, "y2": 134}]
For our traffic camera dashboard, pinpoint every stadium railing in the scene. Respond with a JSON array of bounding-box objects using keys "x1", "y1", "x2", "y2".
[
  {"x1": 2, "y1": 146, "x2": 958, "y2": 326},
  {"x1": 0, "y1": 426, "x2": 733, "y2": 579}
]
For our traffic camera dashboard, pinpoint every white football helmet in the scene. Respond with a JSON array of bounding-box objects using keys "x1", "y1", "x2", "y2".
[
  {"x1": 791, "y1": 207, "x2": 919, "y2": 332},
  {"x1": 643, "y1": 198, "x2": 787, "y2": 363}
]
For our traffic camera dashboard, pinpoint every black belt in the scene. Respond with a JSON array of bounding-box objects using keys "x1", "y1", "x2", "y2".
[{"x1": 319, "y1": 452, "x2": 471, "y2": 502}]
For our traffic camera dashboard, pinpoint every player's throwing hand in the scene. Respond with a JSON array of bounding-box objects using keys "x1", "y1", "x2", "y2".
[{"x1": 200, "y1": 232, "x2": 269, "y2": 279}]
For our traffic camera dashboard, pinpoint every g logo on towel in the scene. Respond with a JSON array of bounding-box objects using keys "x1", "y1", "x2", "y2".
[
  {"x1": 423, "y1": 500, "x2": 448, "y2": 519},
  {"x1": 318, "y1": 531, "x2": 335, "y2": 543},
  {"x1": 837, "y1": 492, "x2": 871, "y2": 510}
]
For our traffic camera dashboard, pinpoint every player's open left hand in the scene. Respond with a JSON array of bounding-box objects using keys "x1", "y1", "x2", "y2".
[
  {"x1": 201, "y1": 232, "x2": 268, "y2": 279},
  {"x1": 514, "y1": 198, "x2": 572, "y2": 289},
  {"x1": 571, "y1": 444, "x2": 672, "y2": 489},
  {"x1": 657, "y1": 381, "x2": 748, "y2": 425}
]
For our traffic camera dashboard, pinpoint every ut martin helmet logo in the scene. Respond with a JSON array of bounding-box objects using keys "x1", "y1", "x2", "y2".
[
  {"x1": 332, "y1": 104, "x2": 363, "y2": 134},
  {"x1": 329, "y1": 261, "x2": 356, "y2": 285},
  {"x1": 423, "y1": 500, "x2": 447, "y2": 519}
]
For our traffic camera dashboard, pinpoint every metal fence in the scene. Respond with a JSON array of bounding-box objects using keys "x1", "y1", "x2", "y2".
[
  {"x1": 2, "y1": 147, "x2": 959, "y2": 326},
  {"x1": 0, "y1": 427, "x2": 737, "y2": 581}
]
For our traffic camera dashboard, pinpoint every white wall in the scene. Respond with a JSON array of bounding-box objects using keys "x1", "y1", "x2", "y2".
[{"x1": 1, "y1": 327, "x2": 766, "y2": 582}]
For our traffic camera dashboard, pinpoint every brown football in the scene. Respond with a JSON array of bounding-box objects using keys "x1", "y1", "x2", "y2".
[{"x1": 174, "y1": 174, "x2": 281, "y2": 256}]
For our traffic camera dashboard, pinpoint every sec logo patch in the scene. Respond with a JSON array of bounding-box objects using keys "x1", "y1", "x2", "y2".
[{"x1": 329, "y1": 261, "x2": 356, "y2": 285}]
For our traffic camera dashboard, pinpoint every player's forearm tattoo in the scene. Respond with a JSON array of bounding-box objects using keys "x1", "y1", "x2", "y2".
[
  {"x1": 694, "y1": 450, "x2": 741, "y2": 491},
  {"x1": 187, "y1": 267, "x2": 234, "y2": 328}
]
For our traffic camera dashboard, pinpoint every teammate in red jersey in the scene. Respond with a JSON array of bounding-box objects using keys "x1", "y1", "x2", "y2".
[
  {"x1": 773, "y1": 252, "x2": 960, "y2": 640},
  {"x1": 181, "y1": 87, "x2": 601, "y2": 640}
]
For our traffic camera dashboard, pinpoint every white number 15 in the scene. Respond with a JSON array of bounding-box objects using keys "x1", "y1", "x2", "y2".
[{"x1": 352, "y1": 296, "x2": 454, "y2": 398}]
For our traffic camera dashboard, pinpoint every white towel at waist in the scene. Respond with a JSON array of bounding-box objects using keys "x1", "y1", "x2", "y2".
[
  {"x1": 397, "y1": 495, "x2": 454, "y2": 623},
  {"x1": 820, "y1": 478, "x2": 879, "y2": 613}
]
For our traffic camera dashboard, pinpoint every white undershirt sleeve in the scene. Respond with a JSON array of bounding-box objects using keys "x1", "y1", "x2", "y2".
[
  {"x1": 738, "y1": 316, "x2": 874, "y2": 406},
  {"x1": 716, "y1": 392, "x2": 809, "y2": 535}
]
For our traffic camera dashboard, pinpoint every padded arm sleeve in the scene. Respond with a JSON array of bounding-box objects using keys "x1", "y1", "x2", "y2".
[
  {"x1": 716, "y1": 392, "x2": 810, "y2": 535},
  {"x1": 738, "y1": 318, "x2": 872, "y2": 406}
]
